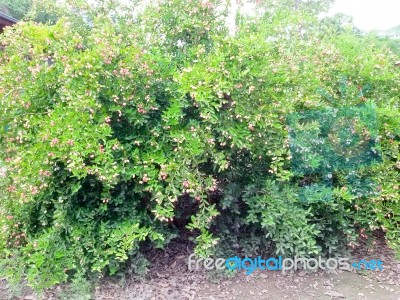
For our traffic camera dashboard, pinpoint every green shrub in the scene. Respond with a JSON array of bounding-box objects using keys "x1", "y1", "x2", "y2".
[{"x1": 0, "y1": 0, "x2": 399, "y2": 290}]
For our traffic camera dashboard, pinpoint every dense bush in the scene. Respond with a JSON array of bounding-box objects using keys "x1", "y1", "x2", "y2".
[{"x1": 0, "y1": 0, "x2": 399, "y2": 290}]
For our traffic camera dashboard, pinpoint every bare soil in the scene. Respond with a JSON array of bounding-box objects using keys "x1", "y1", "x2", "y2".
[{"x1": 2, "y1": 232, "x2": 399, "y2": 300}]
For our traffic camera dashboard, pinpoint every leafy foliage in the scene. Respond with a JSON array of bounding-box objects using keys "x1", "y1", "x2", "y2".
[
  {"x1": 0, "y1": 0, "x2": 55, "y2": 23},
  {"x1": 0, "y1": 0, "x2": 399, "y2": 290}
]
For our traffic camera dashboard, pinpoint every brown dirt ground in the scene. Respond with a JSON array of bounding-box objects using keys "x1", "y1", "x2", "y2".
[{"x1": 1, "y1": 232, "x2": 399, "y2": 300}]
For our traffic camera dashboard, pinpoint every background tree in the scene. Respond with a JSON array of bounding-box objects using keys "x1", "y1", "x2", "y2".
[{"x1": 0, "y1": 0, "x2": 56, "y2": 23}]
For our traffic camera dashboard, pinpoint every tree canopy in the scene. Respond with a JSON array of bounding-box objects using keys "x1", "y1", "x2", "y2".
[{"x1": 0, "y1": 0, "x2": 56, "y2": 23}]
